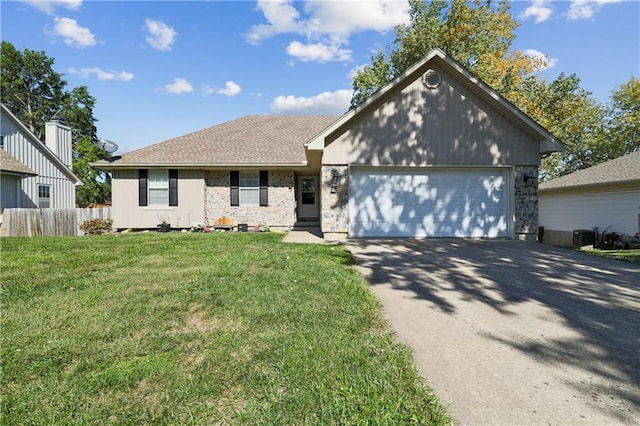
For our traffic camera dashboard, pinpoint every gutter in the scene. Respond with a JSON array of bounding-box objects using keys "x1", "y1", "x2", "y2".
[{"x1": 90, "y1": 162, "x2": 310, "y2": 169}]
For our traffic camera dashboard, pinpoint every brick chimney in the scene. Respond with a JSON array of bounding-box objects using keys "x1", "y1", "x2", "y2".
[{"x1": 45, "y1": 120, "x2": 72, "y2": 168}]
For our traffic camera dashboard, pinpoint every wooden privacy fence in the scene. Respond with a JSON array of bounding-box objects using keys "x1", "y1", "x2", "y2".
[{"x1": 1, "y1": 208, "x2": 112, "y2": 237}]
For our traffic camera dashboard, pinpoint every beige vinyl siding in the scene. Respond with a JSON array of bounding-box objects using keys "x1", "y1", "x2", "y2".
[
  {"x1": 112, "y1": 169, "x2": 205, "y2": 229},
  {"x1": 323, "y1": 65, "x2": 539, "y2": 167},
  {"x1": 0, "y1": 116, "x2": 76, "y2": 208},
  {"x1": 539, "y1": 186, "x2": 640, "y2": 236}
]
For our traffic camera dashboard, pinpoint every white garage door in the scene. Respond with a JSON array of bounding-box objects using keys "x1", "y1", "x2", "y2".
[{"x1": 349, "y1": 168, "x2": 509, "y2": 238}]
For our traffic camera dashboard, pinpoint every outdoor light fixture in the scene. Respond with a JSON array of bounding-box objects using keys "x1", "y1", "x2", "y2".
[{"x1": 331, "y1": 173, "x2": 340, "y2": 193}]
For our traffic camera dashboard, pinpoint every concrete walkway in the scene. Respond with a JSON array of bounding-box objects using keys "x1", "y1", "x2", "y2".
[
  {"x1": 346, "y1": 239, "x2": 640, "y2": 425},
  {"x1": 282, "y1": 227, "x2": 329, "y2": 244}
]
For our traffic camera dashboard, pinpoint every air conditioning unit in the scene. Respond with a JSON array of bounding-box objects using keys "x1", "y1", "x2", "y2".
[{"x1": 573, "y1": 230, "x2": 596, "y2": 249}]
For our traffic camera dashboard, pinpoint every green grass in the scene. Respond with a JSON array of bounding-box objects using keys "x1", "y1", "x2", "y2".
[
  {"x1": 1, "y1": 232, "x2": 449, "y2": 425},
  {"x1": 581, "y1": 248, "x2": 640, "y2": 265}
]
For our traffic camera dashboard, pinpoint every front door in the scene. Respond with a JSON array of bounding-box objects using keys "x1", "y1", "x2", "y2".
[{"x1": 298, "y1": 176, "x2": 319, "y2": 220}]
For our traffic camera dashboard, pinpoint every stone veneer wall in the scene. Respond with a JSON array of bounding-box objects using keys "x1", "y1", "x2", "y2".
[
  {"x1": 204, "y1": 170, "x2": 296, "y2": 230},
  {"x1": 514, "y1": 166, "x2": 539, "y2": 240},
  {"x1": 321, "y1": 165, "x2": 349, "y2": 235}
]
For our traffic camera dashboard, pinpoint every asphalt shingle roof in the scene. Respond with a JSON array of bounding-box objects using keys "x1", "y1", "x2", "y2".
[
  {"x1": 0, "y1": 149, "x2": 36, "y2": 175},
  {"x1": 539, "y1": 151, "x2": 640, "y2": 191},
  {"x1": 107, "y1": 115, "x2": 340, "y2": 166}
]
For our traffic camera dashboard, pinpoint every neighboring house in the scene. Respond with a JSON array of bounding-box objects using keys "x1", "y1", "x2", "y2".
[
  {"x1": 0, "y1": 104, "x2": 81, "y2": 220},
  {"x1": 539, "y1": 151, "x2": 640, "y2": 247},
  {"x1": 93, "y1": 48, "x2": 564, "y2": 239}
]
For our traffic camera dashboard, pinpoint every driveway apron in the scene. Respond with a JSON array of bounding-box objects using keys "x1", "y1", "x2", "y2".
[{"x1": 346, "y1": 239, "x2": 640, "y2": 425}]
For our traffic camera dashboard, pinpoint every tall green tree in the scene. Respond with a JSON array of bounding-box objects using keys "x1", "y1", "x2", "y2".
[
  {"x1": 605, "y1": 76, "x2": 640, "y2": 157},
  {"x1": 64, "y1": 86, "x2": 111, "y2": 206},
  {"x1": 531, "y1": 75, "x2": 638, "y2": 180},
  {"x1": 1, "y1": 41, "x2": 110, "y2": 206},
  {"x1": 350, "y1": 0, "x2": 541, "y2": 108},
  {"x1": 524, "y1": 73, "x2": 607, "y2": 180},
  {"x1": 0, "y1": 41, "x2": 66, "y2": 138}
]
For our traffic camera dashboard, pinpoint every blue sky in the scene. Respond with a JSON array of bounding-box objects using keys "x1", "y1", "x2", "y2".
[{"x1": 2, "y1": 0, "x2": 639, "y2": 153}]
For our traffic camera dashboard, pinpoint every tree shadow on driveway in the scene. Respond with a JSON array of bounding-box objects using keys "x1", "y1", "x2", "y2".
[{"x1": 346, "y1": 239, "x2": 640, "y2": 424}]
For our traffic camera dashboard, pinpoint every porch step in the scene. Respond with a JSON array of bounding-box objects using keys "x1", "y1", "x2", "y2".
[{"x1": 294, "y1": 221, "x2": 320, "y2": 228}]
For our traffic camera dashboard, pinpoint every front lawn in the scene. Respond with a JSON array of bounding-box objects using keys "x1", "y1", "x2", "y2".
[
  {"x1": 1, "y1": 232, "x2": 449, "y2": 424},
  {"x1": 581, "y1": 248, "x2": 640, "y2": 265}
]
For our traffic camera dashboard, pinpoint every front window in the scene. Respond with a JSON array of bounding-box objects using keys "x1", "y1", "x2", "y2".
[
  {"x1": 148, "y1": 169, "x2": 169, "y2": 205},
  {"x1": 38, "y1": 184, "x2": 51, "y2": 208},
  {"x1": 239, "y1": 171, "x2": 259, "y2": 205}
]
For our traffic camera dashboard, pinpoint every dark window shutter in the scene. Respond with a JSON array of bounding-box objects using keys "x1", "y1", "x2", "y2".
[
  {"x1": 230, "y1": 171, "x2": 239, "y2": 206},
  {"x1": 259, "y1": 171, "x2": 268, "y2": 206},
  {"x1": 169, "y1": 169, "x2": 178, "y2": 206},
  {"x1": 138, "y1": 169, "x2": 148, "y2": 206}
]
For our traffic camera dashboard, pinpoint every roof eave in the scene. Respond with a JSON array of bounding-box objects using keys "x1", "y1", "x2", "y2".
[
  {"x1": 0, "y1": 169, "x2": 38, "y2": 177},
  {"x1": 540, "y1": 138, "x2": 566, "y2": 154},
  {"x1": 539, "y1": 179, "x2": 640, "y2": 193},
  {"x1": 91, "y1": 161, "x2": 309, "y2": 169}
]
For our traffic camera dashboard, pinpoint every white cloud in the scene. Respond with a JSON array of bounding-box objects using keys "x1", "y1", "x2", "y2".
[
  {"x1": 246, "y1": 0, "x2": 304, "y2": 44},
  {"x1": 520, "y1": 0, "x2": 553, "y2": 23},
  {"x1": 68, "y1": 67, "x2": 134, "y2": 81},
  {"x1": 217, "y1": 81, "x2": 241, "y2": 97},
  {"x1": 158, "y1": 78, "x2": 193, "y2": 94},
  {"x1": 523, "y1": 49, "x2": 558, "y2": 70},
  {"x1": 145, "y1": 19, "x2": 177, "y2": 51},
  {"x1": 23, "y1": 0, "x2": 82, "y2": 15},
  {"x1": 203, "y1": 81, "x2": 242, "y2": 97},
  {"x1": 270, "y1": 89, "x2": 352, "y2": 114},
  {"x1": 49, "y1": 17, "x2": 95, "y2": 48},
  {"x1": 302, "y1": 0, "x2": 410, "y2": 35},
  {"x1": 286, "y1": 41, "x2": 351, "y2": 63},
  {"x1": 247, "y1": 0, "x2": 409, "y2": 63},
  {"x1": 567, "y1": 0, "x2": 623, "y2": 20}
]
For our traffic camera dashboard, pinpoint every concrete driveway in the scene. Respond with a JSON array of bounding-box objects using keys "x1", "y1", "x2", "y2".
[{"x1": 345, "y1": 239, "x2": 640, "y2": 425}]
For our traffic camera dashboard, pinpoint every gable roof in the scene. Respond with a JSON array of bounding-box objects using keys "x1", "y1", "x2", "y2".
[
  {"x1": 306, "y1": 48, "x2": 565, "y2": 154},
  {"x1": 95, "y1": 115, "x2": 339, "y2": 168},
  {"x1": 539, "y1": 151, "x2": 640, "y2": 192},
  {"x1": 0, "y1": 149, "x2": 37, "y2": 176},
  {"x1": 0, "y1": 104, "x2": 81, "y2": 184}
]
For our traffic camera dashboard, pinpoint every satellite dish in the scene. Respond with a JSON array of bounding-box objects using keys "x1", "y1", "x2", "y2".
[{"x1": 99, "y1": 139, "x2": 119, "y2": 153}]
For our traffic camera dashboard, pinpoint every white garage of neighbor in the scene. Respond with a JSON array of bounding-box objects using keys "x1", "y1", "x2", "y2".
[
  {"x1": 539, "y1": 151, "x2": 640, "y2": 247},
  {"x1": 349, "y1": 167, "x2": 509, "y2": 238}
]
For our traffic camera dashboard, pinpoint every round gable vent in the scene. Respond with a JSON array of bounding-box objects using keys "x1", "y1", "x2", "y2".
[{"x1": 423, "y1": 69, "x2": 441, "y2": 89}]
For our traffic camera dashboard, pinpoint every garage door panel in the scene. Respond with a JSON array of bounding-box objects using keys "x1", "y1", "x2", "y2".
[{"x1": 350, "y1": 169, "x2": 508, "y2": 238}]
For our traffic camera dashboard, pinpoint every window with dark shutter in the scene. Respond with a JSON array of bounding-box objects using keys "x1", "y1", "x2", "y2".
[
  {"x1": 169, "y1": 169, "x2": 178, "y2": 206},
  {"x1": 259, "y1": 171, "x2": 268, "y2": 206},
  {"x1": 230, "y1": 171, "x2": 239, "y2": 206},
  {"x1": 139, "y1": 169, "x2": 148, "y2": 206}
]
